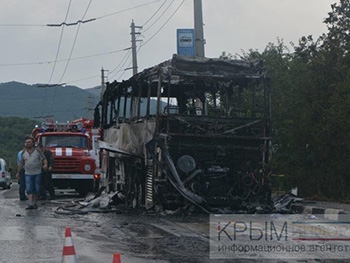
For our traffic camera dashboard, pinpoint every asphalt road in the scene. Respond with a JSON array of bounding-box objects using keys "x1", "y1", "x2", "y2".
[
  {"x1": 1, "y1": 183, "x2": 168, "y2": 263},
  {"x1": 2, "y1": 183, "x2": 350, "y2": 263},
  {"x1": 1, "y1": 183, "x2": 223, "y2": 263}
]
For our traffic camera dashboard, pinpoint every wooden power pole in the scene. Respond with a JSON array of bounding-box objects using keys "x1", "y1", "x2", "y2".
[{"x1": 131, "y1": 20, "x2": 142, "y2": 75}]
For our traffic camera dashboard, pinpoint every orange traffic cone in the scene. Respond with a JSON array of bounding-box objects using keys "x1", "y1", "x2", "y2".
[
  {"x1": 62, "y1": 227, "x2": 78, "y2": 263},
  {"x1": 112, "y1": 253, "x2": 121, "y2": 263}
]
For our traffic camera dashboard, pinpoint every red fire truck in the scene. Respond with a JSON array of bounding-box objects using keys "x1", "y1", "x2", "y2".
[{"x1": 32, "y1": 118, "x2": 100, "y2": 197}]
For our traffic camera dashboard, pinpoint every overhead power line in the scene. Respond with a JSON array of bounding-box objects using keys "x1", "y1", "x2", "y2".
[
  {"x1": 107, "y1": 1, "x2": 164, "y2": 80},
  {"x1": 0, "y1": 0, "x2": 163, "y2": 28},
  {"x1": 47, "y1": 18, "x2": 95, "y2": 27},
  {"x1": 65, "y1": 74, "x2": 101, "y2": 85},
  {"x1": 0, "y1": 48, "x2": 129, "y2": 67},
  {"x1": 95, "y1": 0, "x2": 162, "y2": 20},
  {"x1": 55, "y1": 0, "x2": 93, "y2": 84},
  {"x1": 142, "y1": 0, "x2": 174, "y2": 34},
  {"x1": 141, "y1": 0, "x2": 185, "y2": 47},
  {"x1": 48, "y1": 0, "x2": 73, "y2": 84},
  {"x1": 43, "y1": 0, "x2": 73, "y2": 119},
  {"x1": 141, "y1": 0, "x2": 168, "y2": 27},
  {"x1": 0, "y1": 24, "x2": 45, "y2": 27}
]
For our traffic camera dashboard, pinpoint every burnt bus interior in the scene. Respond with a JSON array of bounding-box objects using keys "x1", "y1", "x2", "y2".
[{"x1": 100, "y1": 54, "x2": 272, "y2": 213}]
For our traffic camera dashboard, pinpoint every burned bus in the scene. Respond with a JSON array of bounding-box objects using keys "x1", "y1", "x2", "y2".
[{"x1": 98, "y1": 54, "x2": 272, "y2": 213}]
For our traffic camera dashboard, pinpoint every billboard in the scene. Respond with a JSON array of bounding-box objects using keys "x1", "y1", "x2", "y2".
[{"x1": 177, "y1": 29, "x2": 195, "y2": 57}]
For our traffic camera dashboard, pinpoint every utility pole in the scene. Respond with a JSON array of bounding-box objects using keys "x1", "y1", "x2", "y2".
[
  {"x1": 100, "y1": 67, "x2": 109, "y2": 131},
  {"x1": 194, "y1": 0, "x2": 205, "y2": 57},
  {"x1": 87, "y1": 95, "x2": 94, "y2": 119},
  {"x1": 130, "y1": 20, "x2": 142, "y2": 75},
  {"x1": 100, "y1": 67, "x2": 106, "y2": 101}
]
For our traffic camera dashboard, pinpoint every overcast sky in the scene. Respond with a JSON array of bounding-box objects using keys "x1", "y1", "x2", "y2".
[{"x1": 0, "y1": 0, "x2": 337, "y2": 89}]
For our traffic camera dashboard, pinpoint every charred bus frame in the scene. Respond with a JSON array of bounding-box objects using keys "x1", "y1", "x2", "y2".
[{"x1": 98, "y1": 54, "x2": 272, "y2": 213}]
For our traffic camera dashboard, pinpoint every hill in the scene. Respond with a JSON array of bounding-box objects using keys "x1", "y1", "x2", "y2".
[
  {"x1": 0, "y1": 82, "x2": 100, "y2": 122},
  {"x1": 0, "y1": 82, "x2": 165, "y2": 174},
  {"x1": 85, "y1": 85, "x2": 102, "y2": 98},
  {"x1": 0, "y1": 82, "x2": 166, "y2": 122}
]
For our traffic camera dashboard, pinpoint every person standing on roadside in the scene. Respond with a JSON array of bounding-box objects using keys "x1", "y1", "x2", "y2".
[
  {"x1": 16, "y1": 149, "x2": 27, "y2": 201},
  {"x1": 39, "y1": 144, "x2": 55, "y2": 200},
  {"x1": 16, "y1": 136, "x2": 47, "y2": 210}
]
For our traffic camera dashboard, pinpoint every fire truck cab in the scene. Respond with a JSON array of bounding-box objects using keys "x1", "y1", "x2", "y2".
[{"x1": 32, "y1": 118, "x2": 100, "y2": 197}]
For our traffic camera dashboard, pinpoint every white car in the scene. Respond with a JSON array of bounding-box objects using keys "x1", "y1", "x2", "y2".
[{"x1": 0, "y1": 158, "x2": 12, "y2": 189}]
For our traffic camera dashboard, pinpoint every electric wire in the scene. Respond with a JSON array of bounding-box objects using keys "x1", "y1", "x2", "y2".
[
  {"x1": 107, "y1": 0, "x2": 170, "y2": 81},
  {"x1": 56, "y1": 0, "x2": 93, "y2": 85},
  {"x1": 1, "y1": 1, "x2": 166, "y2": 88},
  {"x1": 141, "y1": 0, "x2": 168, "y2": 28},
  {"x1": 40, "y1": 1, "x2": 92, "y2": 118},
  {"x1": 107, "y1": 49, "x2": 132, "y2": 81},
  {"x1": 106, "y1": 1, "x2": 169, "y2": 82},
  {"x1": 142, "y1": 0, "x2": 175, "y2": 34},
  {"x1": 52, "y1": 0, "x2": 160, "y2": 88},
  {"x1": 0, "y1": 48, "x2": 128, "y2": 67},
  {"x1": 119, "y1": 0, "x2": 178, "y2": 81},
  {"x1": 0, "y1": 0, "x2": 162, "y2": 27},
  {"x1": 41, "y1": 0, "x2": 73, "y2": 119},
  {"x1": 47, "y1": 18, "x2": 95, "y2": 27},
  {"x1": 141, "y1": 0, "x2": 186, "y2": 48},
  {"x1": 0, "y1": 23, "x2": 45, "y2": 27},
  {"x1": 94, "y1": 0, "x2": 162, "y2": 20},
  {"x1": 114, "y1": 0, "x2": 184, "y2": 81},
  {"x1": 51, "y1": 0, "x2": 94, "y2": 119},
  {"x1": 2, "y1": 0, "x2": 180, "y2": 103},
  {"x1": 110, "y1": 0, "x2": 185, "y2": 81},
  {"x1": 45, "y1": 0, "x2": 94, "y2": 119},
  {"x1": 48, "y1": 0, "x2": 72, "y2": 84},
  {"x1": 0, "y1": 0, "x2": 163, "y2": 79},
  {"x1": 65, "y1": 74, "x2": 101, "y2": 85},
  {"x1": 0, "y1": 1, "x2": 172, "y2": 120}
]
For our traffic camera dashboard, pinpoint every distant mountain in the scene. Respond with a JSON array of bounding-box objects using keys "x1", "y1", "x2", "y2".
[
  {"x1": 85, "y1": 85, "x2": 103, "y2": 98},
  {"x1": 84, "y1": 85, "x2": 167, "y2": 117},
  {"x1": 0, "y1": 82, "x2": 100, "y2": 122},
  {"x1": 0, "y1": 82, "x2": 166, "y2": 122}
]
